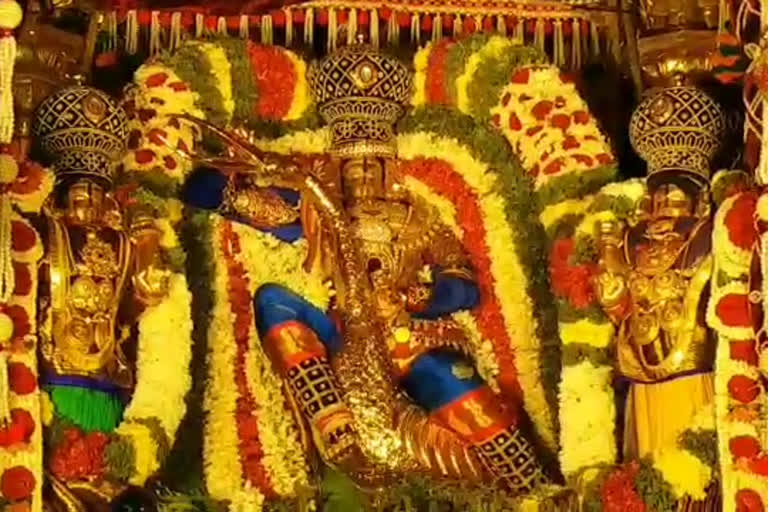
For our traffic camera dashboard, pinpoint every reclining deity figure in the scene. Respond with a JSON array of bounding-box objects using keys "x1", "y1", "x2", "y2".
[{"x1": 180, "y1": 36, "x2": 553, "y2": 494}]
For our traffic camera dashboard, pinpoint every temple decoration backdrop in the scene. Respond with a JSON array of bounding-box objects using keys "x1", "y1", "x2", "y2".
[{"x1": 0, "y1": 0, "x2": 761, "y2": 511}]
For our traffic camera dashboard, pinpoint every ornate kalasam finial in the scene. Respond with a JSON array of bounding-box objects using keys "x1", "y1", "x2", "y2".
[
  {"x1": 308, "y1": 37, "x2": 413, "y2": 158},
  {"x1": 629, "y1": 85, "x2": 725, "y2": 187},
  {"x1": 33, "y1": 85, "x2": 127, "y2": 186}
]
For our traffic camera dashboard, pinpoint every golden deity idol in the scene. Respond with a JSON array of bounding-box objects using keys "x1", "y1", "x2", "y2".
[
  {"x1": 596, "y1": 85, "x2": 724, "y2": 467},
  {"x1": 33, "y1": 85, "x2": 168, "y2": 509},
  {"x1": 179, "y1": 36, "x2": 552, "y2": 498}
]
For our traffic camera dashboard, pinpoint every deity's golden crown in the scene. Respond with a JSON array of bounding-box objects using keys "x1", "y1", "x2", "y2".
[
  {"x1": 308, "y1": 35, "x2": 413, "y2": 158},
  {"x1": 629, "y1": 86, "x2": 725, "y2": 185},
  {"x1": 33, "y1": 85, "x2": 127, "y2": 186}
]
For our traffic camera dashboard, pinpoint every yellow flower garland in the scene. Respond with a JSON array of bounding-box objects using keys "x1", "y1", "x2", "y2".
[
  {"x1": 411, "y1": 43, "x2": 432, "y2": 108},
  {"x1": 115, "y1": 272, "x2": 193, "y2": 485},
  {"x1": 285, "y1": 52, "x2": 311, "y2": 121},
  {"x1": 196, "y1": 42, "x2": 235, "y2": 122}
]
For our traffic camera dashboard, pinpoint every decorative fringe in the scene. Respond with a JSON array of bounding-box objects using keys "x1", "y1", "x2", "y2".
[
  {"x1": 590, "y1": 21, "x2": 601, "y2": 58},
  {"x1": 169, "y1": 11, "x2": 182, "y2": 52},
  {"x1": 348, "y1": 8, "x2": 357, "y2": 45},
  {"x1": 239, "y1": 14, "x2": 249, "y2": 40},
  {"x1": 107, "y1": 11, "x2": 118, "y2": 52},
  {"x1": 387, "y1": 10, "x2": 400, "y2": 45},
  {"x1": 571, "y1": 19, "x2": 582, "y2": 69},
  {"x1": 0, "y1": 195, "x2": 12, "y2": 305},
  {"x1": 48, "y1": 385, "x2": 124, "y2": 433},
  {"x1": 195, "y1": 13, "x2": 204, "y2": 38},
  {"x1": 217, "y1": 16, "x2": 227, "y2": 36},
  {"x1": 454, "y1": 14, "x2": 463, "y2": 37},
  {"x1": 534, "y1": 18, "x2": 545, "y2": 52},
  {"x1": 261, "y1": 14, "x2": 273, "y2": 45},
  {"x1": 432, "y1": 13, "x2": 443, "y2": 41},
  {"x1": 149, "y1": 10, "x2": 161, "y2": 56},
  {"x1": 126, "y1": 9, "x2": 138, "y2": 55},
  {"x1": 514, "y1": 17, "x2": 525, "y2": 43},
  {"x1": 328, "y1": 8, "x2": 337, "y2": 52},
  {"x1": 497, "y1": 15, "x2": 507, "y2": 36},
  {"x1": 0, "y1": 352, "x2": 8, "y2": 425},
  {"x1": 285, "y1": 9, "x2": 293, "y2": 46},
  {"x1": 410, "y1": 13, "x2": 420, "y2": 46},
  {"x1": 370, "y1": 9, "x2": 379, "y2": 48},
  {"x1": 554, "y1": 20, "x2": 565, "y2": 67},
  {"x1": 305, "y1": 7, "x2": 314, "y2": 46}
]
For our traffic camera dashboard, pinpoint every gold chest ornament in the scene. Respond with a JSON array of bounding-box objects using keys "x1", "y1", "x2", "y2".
[
  {"x1": 45, "y1": 219, "x2": 131, "y2": 381},
  {"x1": 618, "y1": 221, "x2": 713, "y2": 382}
]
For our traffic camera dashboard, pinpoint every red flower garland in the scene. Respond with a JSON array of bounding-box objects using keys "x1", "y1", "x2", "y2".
[
  {"x1": 725, "y1": 193, "x2": 758, "y2": 250},
  {"x1": 549, "y1": 238, "x2": 597, "y2": 309},
  {"x1": 425, "y1": 40, "x2": 455, "y2": 106},
  {"x1": 247, "y1": 43, "x2": 297, "y2": 121},
  {"x1": 401, "y1": 157, "x2": 522, "y2": 402},
  {"x1": 49, "y1": 428, "x2": 109, "y2": 482},
  {"x1": 219, "y1": 221, "x2": 276, "y2": 498}
]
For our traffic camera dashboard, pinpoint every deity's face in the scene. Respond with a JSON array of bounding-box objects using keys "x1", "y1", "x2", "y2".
[
  {"x1": 65, "y1": 179, "x2": 105, "y2": 225},
  {"x1": 341, "y1": 157, "x2": 386, "y2": 201},
  {"x1": 651, "y1": 183, "x2": 694, "y2": 219}
]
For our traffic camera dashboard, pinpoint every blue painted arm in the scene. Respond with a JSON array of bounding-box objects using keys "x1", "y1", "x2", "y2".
[
  {"x1": 414, "y1": 273, "x2": 480, "y2": 319},
  {"x1": 182, "y1": 168, "x2": 304, "y2": 242},
  {"x1": 255, "y1": 284, "x2": 343, "y2": 355}
]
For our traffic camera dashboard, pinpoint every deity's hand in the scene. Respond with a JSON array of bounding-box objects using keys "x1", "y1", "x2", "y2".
[{"x1": 133, "y1": 265, "x2": 171, "y2": 306}]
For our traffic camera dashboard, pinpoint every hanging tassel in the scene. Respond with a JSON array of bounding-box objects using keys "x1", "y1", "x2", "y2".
[
  {"x1": 370, "y1": 9, "x2": 379, "y2": 48},
  {"x1": 328, "y1": 8, "x2": 337, "y2": 52},
  {"x1": 534, "y1": 18, "x2": 545, "y2": 53},
  {"x1": 432, "y1": 13, "x2": 443, "y2": 41},
  {"x1": 0, "y1": 157, "x2": 15, "y2": 305},
  {"x1": 514, "y1": 17, "x2": 525, "y2": 43},
  {"x1": 169, "y1": 12, "x2": 182, "y2": 52},
  {"x1": 149, "y1": 10, "x2": 161, "y2": 56},
  {"x1": 554, "y1": 20, "x2": 565, "y2": 66},
  {"x1": 590, "y1": 21, "x2": 601, "y2": 58},
  {"x1": 454, "y1": 14, "x2": 463, "y2": 37},
  {"x1": 217, "y1": 16, "x2": 227, "y2": 36},
  {"x1": 410, "y1": 13, "x2": 420, "y2": 46},
  {"x1": 571, "y1": 19, "x2": 582, "y2": 69},
  {"x1": 348, "y1": 8, "x2": 358, "y2": 45},
  {"x1": 388, "y1": 10, "x2": 400, "y2": 45},
  {"x1": 285, "y1": 9, "x2": 293, "y2": 46},
  {"x1": 239, "y1": 15, "x2": 249, "y2": 40},
  {"x1": 126, "y1": 9, "x2": 139, "y2": 54},
  {"x1": 195, "y1": 13, "x2": 204, "y2": 38},
  {"x1": 0, "y1": 352, "x2": 8, "y2": 426},
  {"x1": 497, "y1": 15, "x2": 507, "y2": 36},
  {"x1": 304, "y1": 8, "x2": 314, "y2": 46},
  {"x1": 474, "y1": 15, "x2": 483, "y2": 33},
  {"x1": 107, "y1": 11, "x2": 118, "y2": 52},
  {"x1": 261, "y1": 14, "x2": 273, "y2": 45}
]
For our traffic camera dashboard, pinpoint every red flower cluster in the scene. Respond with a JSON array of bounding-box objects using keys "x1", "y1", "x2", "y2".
[
  {"x1": 49, "y1": 428, "x2": 109, "y2": 482},
  {"x1": 0, "y1": 466, "x2": 35, "y2": 501},
  {"x1": 601, "y1": 463, "x2": 646, "y2": 512},
  {"x1": 247, "y1": 43, "x2": 296, "y2": 120},
  {"x1": 219, "y1": 222, "x2": 276, "y2": 499},
  {"x1": 725, "y1": 193, "x2": 757, "y2": 250},
  {"x1": 549, "y1": 237, "x2": 597, "y2": 309},
  {"x1": 0, "y1": 409, "x2": 34, "y2": 447},
  {"x1": 425, "y1": 40, "x2": 455, "y2": 106}
]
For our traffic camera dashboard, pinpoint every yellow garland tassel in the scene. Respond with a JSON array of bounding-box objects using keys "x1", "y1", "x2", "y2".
[
  {"x1": 534, "y1": 18, "x2": 545, "y2": 53},
  {"x1": 304, "y1": 7, "x2": 314, "y2": 46},
  {"x1": 432, "y1": 13, "x2": 443, "y2": 41},
  {"x1": 261, "y1": 14, "x2": 273, "y2": 45},
  {"x1": 195, "y1": 13, "x2": 204, "y2": 38},
  {"x1": 126, "y1": 9, "x2": 138, "y2": 54},
  {"x1": 514, "y1": 17, "x2": 525, "y2": 43},
  {"x1": 170, "y1": 12, "x2": 182, "y2": 52},
  {"x1": 285, "y1": 9, "x2": 293, "y2": 47},
  {"x1": 0, "y1": 351, "x2": 8, "y2": 425},
  {"x1": 571, "y1": 19, "x2": 582, "y2": 69},
  {"x1": 239, "y1": 14, "x2": 249, "y2": 40},
  {"x1": 370, "y1": 8, "x2": 379, "y2": 48},
  {"x1": 388, "y1": 10, "x2": 399, "y2": 45},
  {"x1": 217, "y1": 16, "x2": 227, "y2": 36},
  {"x1": 107, "y1": 11, "x2": 118, "y2": 52},
  {"x1": 554, "y1": 20, "x2": 565, "y2": 67},
  {"x1": 149, "y1": 10, "x2": 161, "y2": 56},
  {"x1": 347, "y1": 8, "x2": 357, "y2": 45},
  {"x1": 454, "y1": 13, "x2": 463, "y2": 38},
  {"x1": 328, "y1": 8, "x2": 337, "y2": 52},
  {"x1": 410, "y1": 13, "x2": 420, "y2": 46},
  {"x1": 590, "y1": 21, "x2": 601, "y2": 58},
  {"x1": 497, "y1": 15, "x2": 507, "y2": 36}
]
